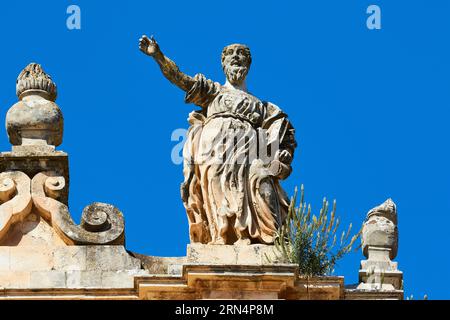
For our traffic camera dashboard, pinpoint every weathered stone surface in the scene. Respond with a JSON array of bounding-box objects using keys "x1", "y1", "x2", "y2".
[
  {"x1": 345, "y1": 288, "x2": 404, "y2": 300},
  {"x1": 101, "y1": 270, "x2": 149, "y2": 289},
  {"x1": 357, "y1": 247, "x2": 403, "y2": 291},
  {"x1": 0, "y1": 271, "x2": 31, "y2": 289},
  {"x1": 357, "y1": 199, "x2": 403, "y2": 292},
  {"x1": 0, "y1": 245, "x2": 148, "y2": 290},
  {"x1": 0, "y1": 210, "x2": 66, "y2": 247},
  {"x1": 0, "y1": 63, "x2": 144, "y2": 296},
  {"x1": 167, "y1": 264, "x2": 183, "y2": 275},
  {"x1": 236, "y1": 244, "x2": 281, "y2": 264},
  {"x1": 66, "y1": 270, "x2": 102, "y2": 288},
  {"x1": 9, "y1": 246, "x2": 54, "y2": 271},
  {"x1": 7, "y1": 63, "x2": 62, "y2": 148},
  {"x1": 136, "y1": 264, "x2": 346, "y2": 300},
  {"x1": 0, "y1": 247, "x2": 10, "y2": 271},
  {"x1": 3, "y1": 245, "x2": 139, "y2": 274},
  {"x1": 360, "y1": 247, "x2": 398, "y2": 272},
  {"x1": 85, "y1": 246, "x2": 141, "y2": 271},
  {"x1": 32, "y1": 172, "x2": 125, "y2": 245},
  {"x1": 187, "y1": 243, "x2": 279, "y2": 265},
  {"x1": 204, "y1": 290, "x2": 279, "y2": 300},
  {"x1": 0, "y1": 269, "x2": 151, "y2": 290},
  {"x1": 0, "y1": 151, "x2": 69, "y2": 205},
  {"x1": 53, "y1": 246, "x2": 87, "y2": 271},
  {"x1": 362, "y1": 198, "x2": 398, "y2": 259},
  {"x1": 284, "y1": 276, "x2": 344, "y2": 300},
  {"x1": 30, "y1": 271, "x2": 66, "y2": 289},
  {"x1": 0, "y1": 65, "x2": 124, "y2": 247},
  {"x1": 0, "y1": 171, "x2": 32, "y2": 242},
  {"x1": 188, "y1": 244, "x2": 236, "y2": 264},
  {"x1": 132, "y1": 253, "x2": 186, "y2": 274}
]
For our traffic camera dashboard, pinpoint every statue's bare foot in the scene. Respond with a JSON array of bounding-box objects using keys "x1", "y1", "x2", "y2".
[{"x1": 234, "y1": 238, "x2": 251, "y2": 246}]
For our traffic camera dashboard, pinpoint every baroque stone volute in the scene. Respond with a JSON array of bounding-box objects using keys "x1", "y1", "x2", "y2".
[{"x1": 6, "y1": 63, "x2": 63, "y2": 149}]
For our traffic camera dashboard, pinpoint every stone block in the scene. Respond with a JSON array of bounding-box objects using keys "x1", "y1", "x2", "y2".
[
  {"x1": 167, "y1": 264, "x2": 183, "y2": 275},
  {"x1": 187, "y1": 244, "x2": 280, "y2": 265},
  {"x1": 358, "y1": 269, "x2": 403, "y2": 291},
  {"x1": 0, "y1": 247, "x2": 10, "y2": 271},
  {"x1": 86, "y1": 246, "x2": 141, "y2": 271},
  {"x1": 236, "y1": 244, "x2": 278, "y2": 265},
  {"x1": 10, "y1": 246, "x2": 54, "y2": 271},
  {"x1": 66, "y1": 270, "x2": 102, "y2": 288},
  {"x1": 53, "y1": 246, "x2": 86, "y2": 271},
  {"x1": 0, "y1": 215, "x2": 67, "y2": 247},
  {"x1": 187, "y1": 244, "x2": 237, "y2": 264},
  {"x1": 100, "y1": 270, "x2": 143, "y2": 289},
  {"x1": 132, "y1": 253, "x2": 186, "y2": 274},
  {"x1": 202, "y1": 290, "x2": 279, "y2": 300},
  {"x1": 0, "y1": 271, "x2": 30, "y2": 288},
  {"x1": 30, "y1": 271, "x2": 66, "y2": 289}
]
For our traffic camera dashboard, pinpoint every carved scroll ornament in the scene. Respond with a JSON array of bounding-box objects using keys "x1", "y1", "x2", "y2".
[
  {"x1": 0, "y1": 171, "x2": 33, "y2": 240},
  {"x1": 31, "y1": 172, "x2": 125, "y2": 245},
  {"x1": 0, "y1": 171, "x2": 124, "y2": 245}
]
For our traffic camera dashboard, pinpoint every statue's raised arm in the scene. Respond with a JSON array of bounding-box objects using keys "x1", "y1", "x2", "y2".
[{"x1": 139, "y1": 35, "x2": 195, "y2": 92}]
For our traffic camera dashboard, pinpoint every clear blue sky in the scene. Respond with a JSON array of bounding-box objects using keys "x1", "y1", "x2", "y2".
[{"x1": 0, "y1": 0, "x2": 448, "y2": 299}]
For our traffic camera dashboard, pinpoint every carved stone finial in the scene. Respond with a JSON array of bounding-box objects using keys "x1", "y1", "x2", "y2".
[
  {"x1": 6, "y1": 63, "x2": 63, "y2": 151},
  {"x1": 366, "y1": 198, "x2": 397, "y2": 225},
  {"x1": 16, "y1": 63, "x2": 57, "y2": 101},
  {"x1": 362, "y1": 198, "x2": 398, "y2": 259},
  {"x1": 357, "y1": 198, "x2": 402, "y2": 291}
]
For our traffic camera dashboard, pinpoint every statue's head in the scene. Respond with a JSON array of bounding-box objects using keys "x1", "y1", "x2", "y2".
[{"x1": 221, "y1": 44, "x2": 252, "y2": 86}]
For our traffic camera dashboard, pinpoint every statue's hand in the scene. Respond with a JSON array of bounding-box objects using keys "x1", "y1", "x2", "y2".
[
  {"x1": 268, "y1": 150, "x2": 293, "y2": 180},
  {"x1": 275, "y1": 150, "x2": 292, "y2": 165},
  {"x1": 139, "y1": 35, "x2": 161, "y2": 57}
]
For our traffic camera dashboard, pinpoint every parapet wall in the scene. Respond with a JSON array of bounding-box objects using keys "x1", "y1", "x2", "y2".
[{"x1": 0, "y1": 63, "x2": 403, "y2": 300}]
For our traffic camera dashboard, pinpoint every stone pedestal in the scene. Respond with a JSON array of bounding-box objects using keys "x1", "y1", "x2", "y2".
[
  {"x1": 135, "y1": 263, "x2": 345, "y2": 300},
  {"x1": 187, "y1": 243, "x2": 281, "y2": 265},
  {"x1": 0, "y1": 150, "x2": 69, "y2": 204},
  {"x1": 357, "y1": 247, "x2": 403, "y2": 291}
]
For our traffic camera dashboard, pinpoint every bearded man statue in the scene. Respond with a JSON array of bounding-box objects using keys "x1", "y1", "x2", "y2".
[{"x1": 139, "y1": 36, "x2": 297, "y2": 245}]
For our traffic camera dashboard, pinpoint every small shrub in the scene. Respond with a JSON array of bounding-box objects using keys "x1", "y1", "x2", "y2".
[{"x1": 268, "y1": 185, "x2": 361, "y2": 276}]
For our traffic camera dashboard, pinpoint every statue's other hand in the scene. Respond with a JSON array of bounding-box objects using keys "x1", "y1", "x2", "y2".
[
  {"x1": 275, "y1": 150, "x2": 292, "y2": 165},
  {"x1": 139, "y1": 35, "x2": 160, "y2": 57}
]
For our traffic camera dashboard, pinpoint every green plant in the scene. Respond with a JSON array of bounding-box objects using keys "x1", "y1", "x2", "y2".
[{"x1": 268, "y1": 185, "x2": 361, "y2": 276}]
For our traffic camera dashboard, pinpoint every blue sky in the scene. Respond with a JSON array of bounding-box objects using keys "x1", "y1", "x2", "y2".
[{"x1": 0, "y1": 0, "x2": 449, "y2": 299}]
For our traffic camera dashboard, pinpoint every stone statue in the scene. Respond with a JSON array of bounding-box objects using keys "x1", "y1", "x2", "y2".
[{"x1": 139, "y1": 36, "x2": 297, "y2": 245}]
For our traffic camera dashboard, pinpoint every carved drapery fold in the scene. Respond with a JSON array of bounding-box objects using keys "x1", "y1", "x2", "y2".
[{"x1": 31, "y1": 172, "x2": 125, "y2": 245}]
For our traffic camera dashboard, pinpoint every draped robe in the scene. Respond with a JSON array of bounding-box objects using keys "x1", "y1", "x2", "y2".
[{"x1": 181, "y1": 74, "x2": 296, "y2": 244}]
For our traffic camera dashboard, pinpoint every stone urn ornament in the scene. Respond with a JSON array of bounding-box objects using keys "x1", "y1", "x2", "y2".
[{"x1": 6, "y1": 63, "x2": 63, "y2": 152}]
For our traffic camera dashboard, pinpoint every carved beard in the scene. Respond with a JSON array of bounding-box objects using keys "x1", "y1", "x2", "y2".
[{"x1": 224, "y1": 65, "x2": 249, "y2": 85}]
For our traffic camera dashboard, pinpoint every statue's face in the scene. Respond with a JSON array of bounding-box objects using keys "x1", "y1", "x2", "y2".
[{"x1": 222, "y1": 44, "x2": 251, "y2": 86}]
